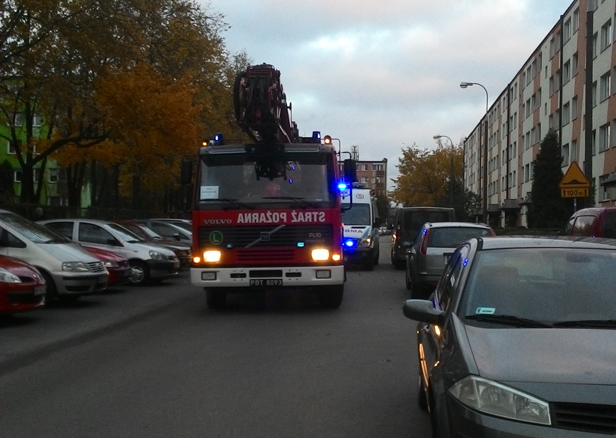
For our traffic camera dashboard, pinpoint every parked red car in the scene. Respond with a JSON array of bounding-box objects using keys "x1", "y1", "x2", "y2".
[
  {"x1": 81, "y1": 245, "x2": 132, "y2": 287},
  {"x1": 0, "y1": 255, "x2": 46, "y2": 314}
]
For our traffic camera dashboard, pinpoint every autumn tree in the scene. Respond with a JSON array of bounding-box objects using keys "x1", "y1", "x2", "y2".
[
  {"x1": 1, "y1": 0, "x2": 241, "y2": 209},
  {"x1": 391, "y1": 142, "x2": 464, "y2": 208},
  {"x1": 528, "y1": 129, "x2": 571, "y2": 228}
]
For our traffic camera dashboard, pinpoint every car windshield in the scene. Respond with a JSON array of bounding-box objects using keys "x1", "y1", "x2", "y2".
[
  {"x1": 427, "y1": 227, "x2": 491, "y2": 248},
  {"x1": 108, "y1": 223, "x2": 144, "y2": 243},
  {"x1": 341, "y1": 204, "x2": 371, "y2": 225},
  {"x1": 460, "y1": 248, "x2": 616, "y2": 326},
  {"x1": 0, "y1": 212, "x2": 69, "y2": 244},
  {"x1": 197, "y1": 152, "x2": 335, "y2": 210}
]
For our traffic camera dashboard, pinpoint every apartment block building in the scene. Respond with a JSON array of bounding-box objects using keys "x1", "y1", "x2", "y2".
[
  {"x1": 353, "y1": 159, "x2": 388, "y2": 197},
  {"x1": 463, "y1": 0, "x2": 616, "y2": 227}
]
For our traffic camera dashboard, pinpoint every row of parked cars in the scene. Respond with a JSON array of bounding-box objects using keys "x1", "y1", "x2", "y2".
[
  {"x1": 392, "y1": 206, "x2": 616, "y2": 437},
  {"x1": 0, "y1": 209, "x2": 193, "y2": 315}
]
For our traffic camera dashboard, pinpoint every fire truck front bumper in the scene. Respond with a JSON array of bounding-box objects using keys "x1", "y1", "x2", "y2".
[{"x1": 190, "y1": 265, "x2": 345, "y2": 288}]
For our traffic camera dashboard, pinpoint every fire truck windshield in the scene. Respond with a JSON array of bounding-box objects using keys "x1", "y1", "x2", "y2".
[{"x1": 196, "y1": 153, "x2": 335, "y2": 210}]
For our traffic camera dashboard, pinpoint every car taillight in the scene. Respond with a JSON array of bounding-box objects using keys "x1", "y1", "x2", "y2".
[
  {"x1": 420, "y1": 230, "x2": 430, "y2": 255},
  {"x1": 395, "y1": 226, "x2": 401, "y2": 240}
]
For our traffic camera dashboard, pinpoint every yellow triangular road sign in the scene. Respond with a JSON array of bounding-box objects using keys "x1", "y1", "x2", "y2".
[{"x1": 559, "y1": 161, "x2": 590, "y2": 189}]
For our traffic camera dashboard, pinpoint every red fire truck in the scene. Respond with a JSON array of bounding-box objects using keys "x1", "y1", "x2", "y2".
[{"x1": 187, "y1": 64, "x2": 353, "y2": 309}]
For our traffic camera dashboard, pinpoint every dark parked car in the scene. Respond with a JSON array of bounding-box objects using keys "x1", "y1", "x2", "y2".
[
  {"x1": 405, "y1": 222, "x2": 494, "y2": 298},
  {"x1": 564, "y1": 207, "x2": 616, "y2": 238},
  {"x1": 81, "y1": 245, "x2": 132, "y2": 287},
  {"x1": 390, "y1": 207, "x2": 455, "y2": 269},
  {"x1": 115, "y1": 221, "x2": 192, "y2": 268},
  {"x1": 403, "y1": 236, "x2": 616, "y2": 438}
]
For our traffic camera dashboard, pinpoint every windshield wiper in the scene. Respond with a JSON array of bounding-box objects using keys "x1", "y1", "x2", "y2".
[
  {"x1": 261, "y1": 196, "x2": 320, "y2": 208},
  {"x1": 200, "y1": 198, "x2": 255, "y2": 210},
  {"x1": 552, "y1": 319, "x2": 616, "y2": 328},
  {"x1": 465, "y1": 314, "x2": 552, "y2": 328}
]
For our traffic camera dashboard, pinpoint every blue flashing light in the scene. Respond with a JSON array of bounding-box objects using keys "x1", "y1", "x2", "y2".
[
  {"x1": 344, "y1": 239, "x2": 357, "y2": 248},
  {"x1": 213, "y1": 133, "x2": 224, "y2": 145},
  {"x1": 463, "y1": 258, "x2": 468, "y2": 267},
  {"x1": 297, "y1": 242, "x2": 305, "y2": 248},
  {"x1": 338, "y1": 181, "x2": 348, "y2": 191},
  {"x1": 312, "y1": 131, "x2": 321, "y2": 142}
]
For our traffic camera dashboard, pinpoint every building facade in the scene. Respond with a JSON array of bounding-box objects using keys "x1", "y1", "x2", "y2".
[
  {"x1": 463, "y1": 0, "x2": 616, "y2": 227},
  {"x1": 353, "y1": 159, "x2": 388, "y2": 197}
]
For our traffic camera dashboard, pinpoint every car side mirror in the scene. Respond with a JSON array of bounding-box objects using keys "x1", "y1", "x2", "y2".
[{"x1": 403, "y1": 299, "x2": 445, "y2": 325}]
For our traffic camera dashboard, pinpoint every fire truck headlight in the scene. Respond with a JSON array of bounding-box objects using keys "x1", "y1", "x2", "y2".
[
  {"x1": 203, "y1": 250, "x2": 222, "y2": 262},
  {"x1": 332, "y1": 253, "x2": 341, "y2": 262},
  {"x1": 312, "y1": 249, "x2": 330, "y2": 261}
]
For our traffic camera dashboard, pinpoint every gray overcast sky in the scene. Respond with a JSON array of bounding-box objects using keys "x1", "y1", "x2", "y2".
[{"x1": 205, "y1": 0, "x2": 575, "y2": 186}]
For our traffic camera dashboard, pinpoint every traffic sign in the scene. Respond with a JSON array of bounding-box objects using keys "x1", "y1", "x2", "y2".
[{"x1": 559, "y1": 161, "x2": 590, "y2": 198}]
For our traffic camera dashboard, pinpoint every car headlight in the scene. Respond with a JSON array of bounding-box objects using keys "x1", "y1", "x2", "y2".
[
  {"x1": 149, "y1": 250, "x2": 165, "y2": 261},
  {"x1": 104, "y1": 261, "x2": 119, "y2": 268},
  {"x1": 358, "y1": 237, "x2": 372, "y2": 247},
  {"x1": 449, "y1": 375, "x2": 550, "y2": 425},
  {"x1": 62, "y1": 261, "x2": 90, "y2": 272},
  {"x1": 0, "y1": 268, "x2": 21, "y2": 283}
]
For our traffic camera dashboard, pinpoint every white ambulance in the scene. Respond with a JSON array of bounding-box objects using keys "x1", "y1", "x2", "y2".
[{"x1": 341, "y1": 188, "x2": 380, "y2": 270}]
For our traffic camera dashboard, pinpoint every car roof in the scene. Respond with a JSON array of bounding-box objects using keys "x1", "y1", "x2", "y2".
[
  {"x1": 571, "y1": 207, "x2": 616, "y2": 215},
  {"x1": 425, "y1": 222, "x2": 490, "y2": 229},
  {"x1": 40, "y1": 218, "x2": 111, "y2": 226},
  {"x1": 475, "y1": 235, "x2": 616, "y2": 251}
]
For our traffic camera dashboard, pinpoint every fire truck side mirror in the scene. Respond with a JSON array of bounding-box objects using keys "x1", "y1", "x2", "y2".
[
  {"x1": 343, "y1": 159, "x2": 357, "y2": 183},
  {"x1": 181, "y1": 157, "x2": 193, "y2": 185}
]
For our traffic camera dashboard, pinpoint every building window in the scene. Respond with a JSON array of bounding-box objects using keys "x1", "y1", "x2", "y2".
[
  {"x1": 564, "y1": 18, "x2": 572, "y2": 42},
  {"x1": 562, "y1": 143, "x2": 570, "y2": 166},
  {"x1": 13, "y1": 170, "x2": 21, "y2": 182},
  {"x1": 572, "y1": 96, "x2": 578, "y2": 119},
  {"x1": 600, "y1": 72, "x2": 611, "y2": 101},
  {"x1": 563, "y1": 102, "x2": 571, "y2": 125},
  {"x1": 592, "y1": 81, "x2": 598, "y2": 106},
  {"x1": 11, "y1": 113, "x2": 23, "y2": 126},
  {"x1": 563, "y1": 60, "x2": 571, "y2": 84},
  {"x1": 600, "y1": 124, "x2": 610, "y2": 152},
  {"x1": 32, "y1": 113, "x2": 42, "y2": 127},
  {"x1": 601, "y1": 20, "x2": 612, "y2": 52},
  {"x1": 49, "y1": 168, "x2": 59, "y2": 183},
  {"x1": 572, "y1": 53, "x2": 578, "y2": 76},
  {"x1": 571, "y1": 140, "x2": 577, "y2": 162},
  {"x1": 7, "y1": 140, "x2": 17, "y2": 154},
  {"x1": 592, "y1": 32, "x2": 598, "y2": 58},
  {"x1": 573, "y1": 8, "x2": 579, "y2": 31}
]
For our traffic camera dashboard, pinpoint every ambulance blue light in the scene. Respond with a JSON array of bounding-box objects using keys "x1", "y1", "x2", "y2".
[
  {"x1": 338, "y1": 182, "x2": 348, "y2": 191},
  {"x1": 312, "y1": 131, "x2": 321, "y2": 142},
  {"x1": 344, "y1": 239, "x2": 357, "y2": 248},
  {"x1": 297, "y1": 242, "x2": 305, "y2": 248},
  {"x1": 213, "y1": 133, "x2": 224, "y2": 145}
]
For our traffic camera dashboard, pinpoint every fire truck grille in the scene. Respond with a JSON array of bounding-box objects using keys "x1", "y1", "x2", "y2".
[
  {"x1": 198, "y1": 224, "x2": 333, "y2": 248},
  {"x1": 236, "y1": 248, "x2": 296, "y2": 262}
]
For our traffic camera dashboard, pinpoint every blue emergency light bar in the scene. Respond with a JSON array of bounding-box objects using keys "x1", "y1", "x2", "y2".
[{"x1": 343, "y1": 239, "x2": 357, "y2": 248}]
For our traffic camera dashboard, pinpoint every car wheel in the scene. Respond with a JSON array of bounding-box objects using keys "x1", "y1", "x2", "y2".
[
  {"x1": 40, "y1": 270, "x2": 58, "y2": 307},
  {"x1": 128, "y1": 260, "x2": 149, "y2": 286},
  {"x1": 205, "y1": 289, "x2": 226, "y2": 309},
  {"x1": 319, "y1": 285, "x2": 344, "y2": 309},
  {"x1": 418, "y1": 374, "x2": 428, "y2": 411}
]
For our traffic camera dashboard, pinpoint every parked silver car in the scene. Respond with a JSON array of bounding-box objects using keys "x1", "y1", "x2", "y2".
[
  {"x1": 0, "y1": 210, "x2": 108, "y2": 303},
  {"x1": 39, "y1": 219, "x2": 180, "y2": 286},
  {"x1": 405, "y1": 221, "x2": 494, "y2": 298}
]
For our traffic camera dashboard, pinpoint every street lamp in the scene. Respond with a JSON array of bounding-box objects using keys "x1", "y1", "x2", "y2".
[
  {"x1": 433, "y1": 135, "x2": 455, "y2": 208},
  {"x1": 460, "y1": 81, "x2": 489, "y2": 222},
  {"x1": 460, "y1": 82, "x2": 489, "y2": 113}
]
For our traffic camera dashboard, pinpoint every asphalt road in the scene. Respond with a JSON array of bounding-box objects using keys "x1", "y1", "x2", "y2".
[{"x1": 0, "y1": 240, "x2": 432, "y2": 438}]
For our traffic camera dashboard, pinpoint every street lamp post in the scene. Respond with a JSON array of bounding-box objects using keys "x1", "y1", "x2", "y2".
[
  {"x1": 433, "y1": 134, "x2": 455, "y2": 208},
  {"x1": 460, "y1": 81, "x2": 489, "y2": 222},
  {"x1": 331, "y1": 138, "x2": 341, "y2": 158}
]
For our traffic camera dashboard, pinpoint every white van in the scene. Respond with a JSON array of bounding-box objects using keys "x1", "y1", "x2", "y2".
[
  {"x1": 0, "y1": 210, "x2": 108, "y2": 303},
  {"x1": 341, "y1": 188, "x2": 380, "y2": 270}
]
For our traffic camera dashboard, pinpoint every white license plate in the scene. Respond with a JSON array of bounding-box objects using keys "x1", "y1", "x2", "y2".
[{"x1": 249, "y1": 279, "x2": 283, "y2": 287}]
